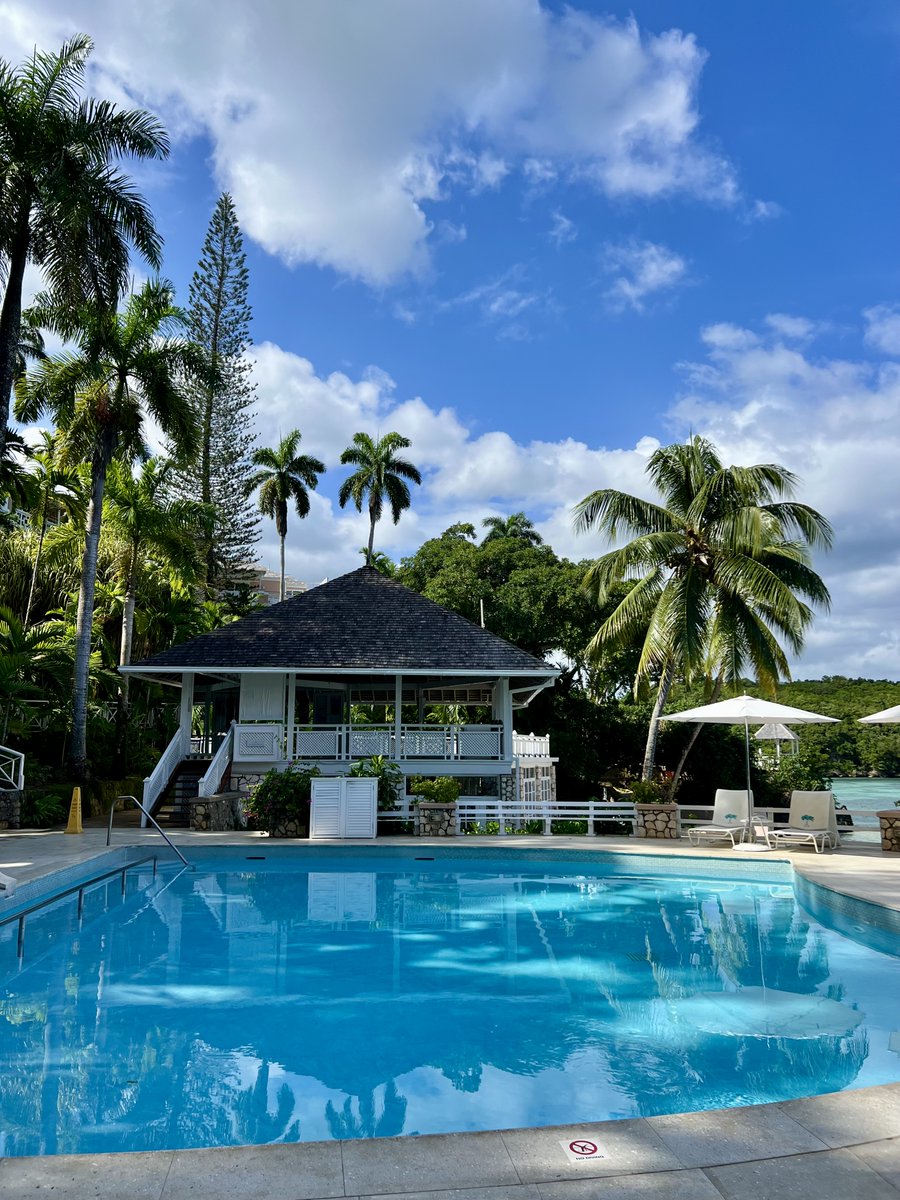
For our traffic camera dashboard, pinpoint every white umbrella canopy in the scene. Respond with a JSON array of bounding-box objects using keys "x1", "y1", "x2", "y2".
[
  {"x1": 859, "y1": 704, "x2": 900, "y2": 724},
  {"x1": 665, "y1": 695, "x2": 839, "y2": 820}
]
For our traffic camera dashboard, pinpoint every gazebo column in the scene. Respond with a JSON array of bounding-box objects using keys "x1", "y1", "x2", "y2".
[
  {"x1": 179, "y1": 673, "x2": 194, "y2": 756},
  {"x1": 285, "y1": 672, "x2": 296, "y2": 760},
  {"x1": 494, "y1": 678, "x2": 512, "y2": 758},
  {"x1": 394, "y1": 674, "x2": 403, "y2": 761}
]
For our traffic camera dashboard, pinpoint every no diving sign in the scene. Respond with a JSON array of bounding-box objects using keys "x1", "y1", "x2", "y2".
[{"x1": 560, "y1": 1137, "x2": 607, "y2": 1163}]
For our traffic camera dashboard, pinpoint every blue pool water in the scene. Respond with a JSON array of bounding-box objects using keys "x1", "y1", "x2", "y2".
[{"x1": 1, "y1": 851, "x2": 898, "y2": 1156}]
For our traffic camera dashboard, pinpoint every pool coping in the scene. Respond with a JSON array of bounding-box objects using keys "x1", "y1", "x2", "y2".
[{"x1": 1, "y1": 830, "x2": 898, "y2": 1198}]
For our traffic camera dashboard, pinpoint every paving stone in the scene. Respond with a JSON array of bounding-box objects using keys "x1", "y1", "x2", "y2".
[
  {"x1": 161, "y1": 1143, "x2": 344, "y2": 1200},
  {"x1": 341, "y1": 1131, "x2": 519, "y2": 1196},
  {"x1": 647, "y1": 1101, "x2": 828, "y2": 1166},
  {"x1": 848, "y1": 1139, "x2": 900, "y2": 1189},
  {"x1": 536, "y1": 1168, "x2": 722, "y2": 1199},
  {"x1": 705, "y1": 1146, "x2": 900, "y2": 1200},
  {"x1": 500, "y1": 1120, "x2": 682, "y2": 1183},
  {"x1": 0, "y1": 1150, "x2": 173, "y2": 1199},
  {"x1": 779, "y1": 1085, "x2": 900, "y2": 1148}
]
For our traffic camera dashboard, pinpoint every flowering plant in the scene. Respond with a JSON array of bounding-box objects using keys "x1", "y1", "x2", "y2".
[{"x1": 245, "y1": 764, "x2": 320, "y2": 831}]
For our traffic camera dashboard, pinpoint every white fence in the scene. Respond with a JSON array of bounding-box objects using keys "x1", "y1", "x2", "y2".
[
  {"x1": 379, "y1": 796, "x2": 637, "y2": 836},
  {"x1": 198, "y1": 723, "x2": 235, "y2": 797}
]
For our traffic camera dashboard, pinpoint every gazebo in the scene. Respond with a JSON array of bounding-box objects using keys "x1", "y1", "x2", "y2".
[{"x1": 123, "y1": 567, "x2": 559, "y2": 823}]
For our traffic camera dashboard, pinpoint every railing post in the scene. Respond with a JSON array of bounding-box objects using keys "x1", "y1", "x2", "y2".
[{"x1": 588, "y1": 799, "x2": 596, "y2": 836}]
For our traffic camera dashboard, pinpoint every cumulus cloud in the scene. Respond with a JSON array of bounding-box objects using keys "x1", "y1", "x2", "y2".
[
  {"x1": 673, "y1": 317, "x2": 900, "y2": 676},
  {"x1": 864, "y1": 305, "x2": 900, "y2": 356},
  {"x1": 548, "y1": 210, "x2": 577, "y2": 246},
  {"x1": 603, "y1": 239, "x2": 689, "y2": 312},
  {"x1": 4, "y1": 1, "x2": 746, "y2": 284}
]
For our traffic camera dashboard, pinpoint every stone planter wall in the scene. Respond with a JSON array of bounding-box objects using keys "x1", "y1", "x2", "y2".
[
  {"x1": 231, "y1": 772, "x2": 266, "y2": 794},
  {"x1": 414, "y1": 802, "x2": 457, "y2": 837},
  {"x1": 634, "y1": 802, "x2": 679, "y2": 839},
  {"x1": 267, "y1": 818, "x2": 309, "y2": 838},
  {"x1": 0, "y1": 790, "x2": 22, "y2": 830},
  {"x1": 189, "y1": 793, "x2": 246, "y2": 832},
  {"x1": 877, "y1": 810, "x2": 900, "y2": 852}
]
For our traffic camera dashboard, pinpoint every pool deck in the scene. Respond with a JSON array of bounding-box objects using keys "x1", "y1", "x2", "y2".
[{"x1": 1, "y1": 826, "x2": 898, "y2": 1199}]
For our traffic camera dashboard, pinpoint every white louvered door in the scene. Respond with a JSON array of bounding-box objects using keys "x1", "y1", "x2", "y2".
[
  {"x1": 310, "y1": 777, "x2": 377, "y2": 839},
  {"x1": 310, "y1": 778, "x2": 342, "y2": 838}
]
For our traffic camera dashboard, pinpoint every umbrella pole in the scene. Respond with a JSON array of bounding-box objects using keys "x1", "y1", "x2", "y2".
[{"x1": 744, "y1": 718, "x2": 752, "y2": 826}]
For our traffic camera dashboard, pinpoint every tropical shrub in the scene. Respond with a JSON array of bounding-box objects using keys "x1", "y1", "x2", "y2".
[
  {"x1": 349, "y1": 755, "x2": 404, "y2": 811},
  {"x1": 410, "y1": 775, "x2": 460, "y2": 805},
  {"x1": 245, "y1": 764, "x2": 320, "y2": 831}
]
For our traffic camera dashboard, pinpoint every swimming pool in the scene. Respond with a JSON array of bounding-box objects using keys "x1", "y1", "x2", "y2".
[{"x1": 1, "y1": 847, "x2": 898, "y2": 1156}]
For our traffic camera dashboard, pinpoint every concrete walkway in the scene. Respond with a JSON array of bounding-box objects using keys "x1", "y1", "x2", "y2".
[{"x1": 0, "y1": 826, "x2": 898, "y2": 1199}]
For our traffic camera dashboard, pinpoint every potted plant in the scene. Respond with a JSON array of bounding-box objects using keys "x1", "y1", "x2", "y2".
[
  {"x1": 628, "y1": 777, "x2": 680, "y2": 840},
  {"x1": 245, "y1": 764, "x2": 320, "y2": 837},
  {"x1": 410, "y1": 775, "x2": 460, "y2": 836}
]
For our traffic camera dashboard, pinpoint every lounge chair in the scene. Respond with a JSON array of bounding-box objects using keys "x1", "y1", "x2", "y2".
[
  {"x1": 769, "y1": 790, "x2": 840, "y2": 853},
  {"x1": 687, "y1": 789, "x2": 753, "y2": 848}
]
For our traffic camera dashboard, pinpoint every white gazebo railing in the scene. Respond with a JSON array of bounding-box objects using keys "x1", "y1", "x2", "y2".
[
  {"x1": 141, "y1": 729, "x2": 184, "y2": 826},
  {"x1": 286, "y1": 723, "x2": 503, "y2": 762},
  {"x1": 512, "y1": 731, "x2": 551, "y2": 758},
  {"x1": 0, "y1": 744, "x2": 24, "y2": 791}
]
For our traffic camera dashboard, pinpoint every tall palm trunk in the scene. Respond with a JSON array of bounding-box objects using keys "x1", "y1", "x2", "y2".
[
  {"x1": 115, "y1": 543, "x2": 139, "y2": 771},
  {"x1": 641, "y1": 659, "x2": 675, "y2": 781},
  {"x1": 276, "y1": 499, "x2": 287, "y2": 602},
  {"x1": 366, "y1": 504, "x2": 377, "y2": 567},
  {"x1": 24, "y1": 497, "x2": 49, "y2": 628},
  {"x1": 69, "y1": 428, "x2": 114, "y2": 781},
  {"x1": 0, "y1": 211, "x2": 30, "y2": 444},
  {"x1": 667, "y1": 675, "x2": 724, "y2": 799}
]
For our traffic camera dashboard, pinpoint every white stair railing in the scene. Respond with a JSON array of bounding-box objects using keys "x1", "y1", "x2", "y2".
[
  {"x1": 141, "y1": 730, "x2": 185, "y2": 828},
  {"x1": 0, "y1": 744, "x2": 24, "y2": 791},
  {"x1": 198, "y1": 723, "x2": 235, "y2": 797}
]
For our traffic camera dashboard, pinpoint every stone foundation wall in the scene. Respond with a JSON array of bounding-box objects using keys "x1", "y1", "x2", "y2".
[
  {"x1": 878, "y1": 810, "x2": 900, "y2": 852},
  {"x1": 0, "y1": 790, "x2": 22, "y2": 830},
  {"x1": 189, "y1": 793, "x2": 246, "y2": 832},
  {"x1": 499, "y1": 775, "x2": 515, "y2": 804},
  {"x1": 414, "y1": 803, "x2": 457, "y2": 836},
  {"x1": 634, "y1": 803, "x2": 679, "y2": 839},
  {"x1": 231, "y1": 773, "x2": 266, "y2": 794}
]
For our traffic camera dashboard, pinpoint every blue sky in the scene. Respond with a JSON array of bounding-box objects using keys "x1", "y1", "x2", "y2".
[{"x1": 11, "y1": 1, "x2": 900, "y2": 677}]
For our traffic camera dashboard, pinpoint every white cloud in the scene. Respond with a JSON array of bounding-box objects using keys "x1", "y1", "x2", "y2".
[
  {"x1": 4, "y1": 2, "x2": 746, "y2": 284},
  {"x1": 445, "y1": 266, "x2": 555, "y2": 340},
  {"x1": 764, "y1": 313, "x2": 818, "y2": 342},
  {"x1": 673, "y1": 317, "x2": 900, "y2": 676},
  {"x1": 548, "y1": 210, "x2": 577, "y2": 246},
  {"x1": 603, "y1": 239, "x2": 688, "y2": 312},
  {"x1": 864, "y1": 305, "x2": 900, "y2": 356}
]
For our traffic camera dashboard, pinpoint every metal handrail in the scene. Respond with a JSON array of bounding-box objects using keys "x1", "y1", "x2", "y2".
[
  {"x1": 0, "y1": 855, "x2": 158, "y2": 961},
  {"x1": 107, "y1": 795, "x2": 192, "y2": 869}
]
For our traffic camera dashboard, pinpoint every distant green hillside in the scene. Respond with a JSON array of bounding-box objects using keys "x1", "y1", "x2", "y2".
[{"x1": 773, "y1": 678, "x2": 900, "y2": 776}]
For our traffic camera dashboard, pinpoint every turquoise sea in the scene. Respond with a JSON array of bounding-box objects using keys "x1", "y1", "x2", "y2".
[{"x1": 831, "y1": 777, "x2": 898, "y2": 835}]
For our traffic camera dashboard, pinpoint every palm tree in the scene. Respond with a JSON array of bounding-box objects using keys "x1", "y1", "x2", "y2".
[
  {"x1": 245, "y1": 430, "x2": 325, "y2": 602},
  {"x1": 481, "y1": 512, "x2": 543, "y2": 546},
  {"x1": 15, "y1": 280, "x2": 200, "y2": 779},
  {"x1": 104, "y1": 458, "x2": 204, "y2": 711},
  {"x1": 339, "y1": 432, "x2": 422, "y2": 566},
  {"x1": 0, "y1": 34, "x2": 168, "y2": 443},
  {"x1": 23, "y1": 432, "x2": 86, "y2": 627},
  {"x1": 573, "y1": 435, "x2": 832, "y2": 780}
]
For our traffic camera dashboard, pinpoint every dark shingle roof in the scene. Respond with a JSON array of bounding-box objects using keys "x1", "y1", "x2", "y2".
[{"x1": 127, "y1": 568, "x2": 556, "y2": 676}]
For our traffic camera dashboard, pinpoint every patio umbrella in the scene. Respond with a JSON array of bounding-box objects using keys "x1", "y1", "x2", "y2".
[
  {"x1": 859, "y1": 704, "x2": 900, "y2": 723},
  {"x1": 664, "y1": 695, "x2": 840, "y2": 822}
]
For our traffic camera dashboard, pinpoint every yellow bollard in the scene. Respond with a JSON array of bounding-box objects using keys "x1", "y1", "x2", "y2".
[{"x1": 65, "y1": 786, "x2": 83, "y2": 835}]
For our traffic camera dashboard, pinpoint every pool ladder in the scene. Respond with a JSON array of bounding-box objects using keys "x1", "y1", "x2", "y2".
[
  {"x1": 0, "y1": 855, "x2": 161, "y2": 962},
  {"x1": 107, "y1": 794, "x2": 192, "y2": 869}
]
